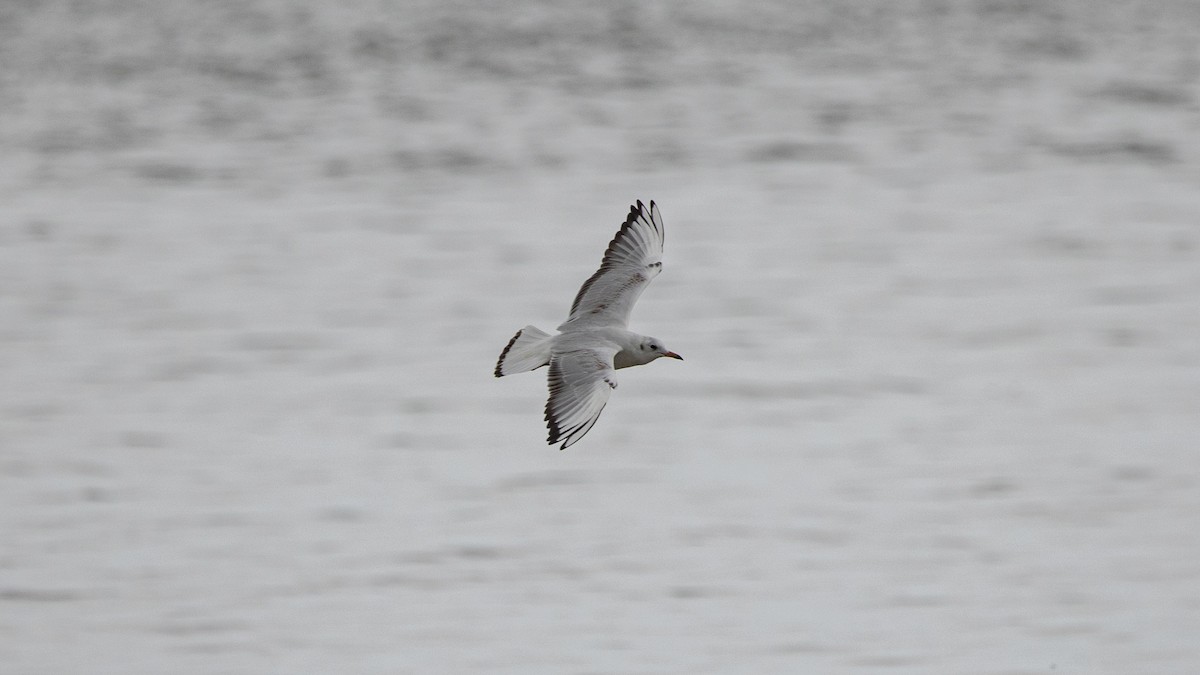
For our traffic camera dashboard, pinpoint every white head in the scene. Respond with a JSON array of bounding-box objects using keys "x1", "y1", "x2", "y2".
[{"x1": 639, "y1": 336, "x2": 683, "y2": 363}]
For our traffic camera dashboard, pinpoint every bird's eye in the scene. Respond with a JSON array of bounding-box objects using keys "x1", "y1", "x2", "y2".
[{"x1": 649, "y1": 343, "x2": 657, "y2": 350}]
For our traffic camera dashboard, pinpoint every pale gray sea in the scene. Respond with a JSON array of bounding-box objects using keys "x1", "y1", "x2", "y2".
[{"x1": 3, "y1": 2, "x2": 1199, "y2": 673}]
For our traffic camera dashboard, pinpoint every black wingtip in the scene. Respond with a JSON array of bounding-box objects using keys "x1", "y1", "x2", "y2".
[
  {"x1": 629, "y1": 199, "x2": 658, "y2": 227},
  {"x1": 544, "y1": 411, "x2": 562, "y2": 445},
  {"x1": 627, "y1": 201, "x2": 642, "y2": 224},
  {"x1": 543, "y1": 360, "x2": 563, "y2": 444}
]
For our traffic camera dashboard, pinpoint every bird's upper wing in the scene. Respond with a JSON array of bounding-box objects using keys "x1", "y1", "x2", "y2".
[
  {"x1": 544, "y1": 346, "x2": 619, "y2": 450},
  {"x1": 559, "y1": 200, "x2": 664, "y2": 330}
]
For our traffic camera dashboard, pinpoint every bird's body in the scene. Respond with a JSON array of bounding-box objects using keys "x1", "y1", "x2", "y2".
[{"x1": 495, "y1": 200, "x2": 681, "y2": 449}]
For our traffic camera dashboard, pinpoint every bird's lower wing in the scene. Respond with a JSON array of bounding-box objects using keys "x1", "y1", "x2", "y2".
[{"x1": 544, "y1": 347, "x2": 618, "y2": 450}]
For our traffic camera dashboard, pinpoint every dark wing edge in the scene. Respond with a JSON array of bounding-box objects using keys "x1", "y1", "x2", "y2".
[
  {"x1": 567, "y1": 200, "x2": 663, "y2": 319},
  {"x1": 543, "y1": 356, "x2": 617, "y2": 450}
]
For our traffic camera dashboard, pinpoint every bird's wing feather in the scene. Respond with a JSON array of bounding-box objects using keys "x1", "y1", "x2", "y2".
[
  {"x1": 559, "y1": 200, "x2": 664, "y2": 330},
  {"x1": 544, "y1": 347, "x2": 619, "y2": 450}
]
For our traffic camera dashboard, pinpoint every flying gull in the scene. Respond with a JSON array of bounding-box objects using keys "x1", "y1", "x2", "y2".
[{"x1": 495, "y1": 200, "x2": 682, "y2": 449}]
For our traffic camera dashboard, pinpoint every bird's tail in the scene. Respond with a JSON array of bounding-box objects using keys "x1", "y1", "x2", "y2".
[{"x1": 494, "y1": 325, "x2": 553, "y2": 377}]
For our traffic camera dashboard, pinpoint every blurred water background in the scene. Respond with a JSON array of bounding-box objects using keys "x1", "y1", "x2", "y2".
[{"x1": 2, "y1": 1, "x2": 1200, "y2": 673}]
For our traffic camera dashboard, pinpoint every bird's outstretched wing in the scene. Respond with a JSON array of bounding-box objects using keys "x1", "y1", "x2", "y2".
[
  {"x1": 559, "y1": 200, "x2": 664, "y2": 330},
  {"x1": 544, "y1": 347, "x2": 619, "y2": 450}
]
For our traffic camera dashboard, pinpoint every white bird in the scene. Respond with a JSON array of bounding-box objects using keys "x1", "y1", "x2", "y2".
[{"x1": 495, "y1": 200, "x2": 682, "y2": 450}]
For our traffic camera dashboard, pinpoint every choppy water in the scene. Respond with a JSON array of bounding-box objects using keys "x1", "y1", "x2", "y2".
[{"x1": 3, "y1": 2, "x2": 1199, "y2": 673}]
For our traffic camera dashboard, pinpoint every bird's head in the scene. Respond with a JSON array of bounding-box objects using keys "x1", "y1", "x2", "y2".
[{"x1": 641, "y1": 337, "x2": 683, "y2": 363}]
